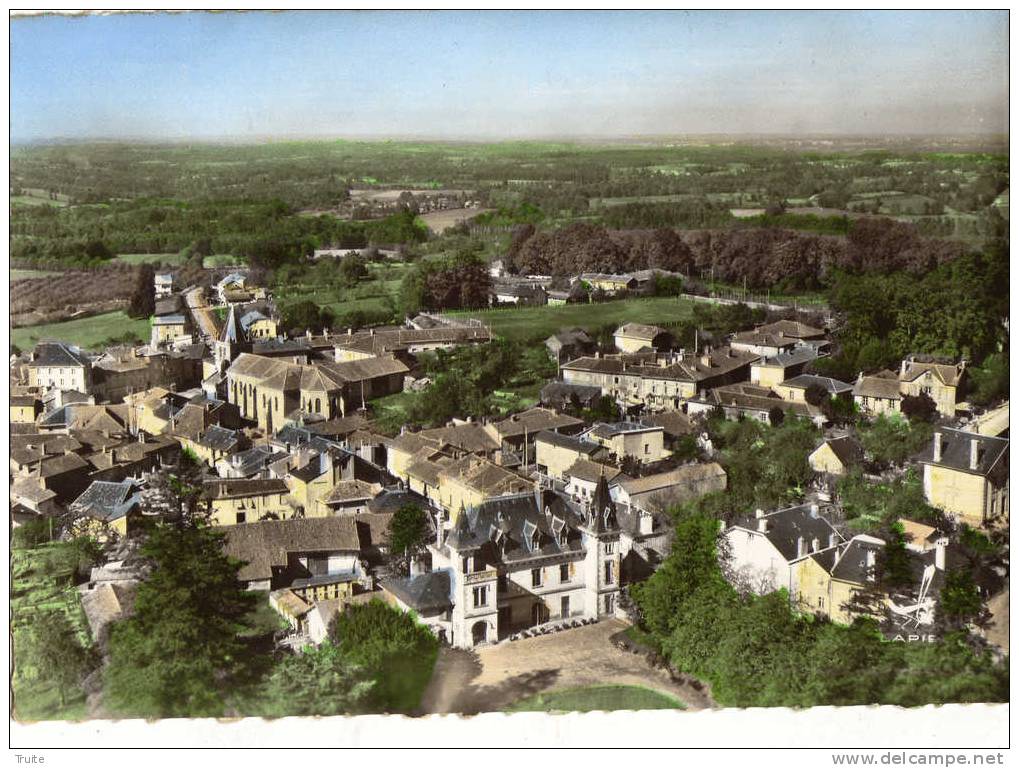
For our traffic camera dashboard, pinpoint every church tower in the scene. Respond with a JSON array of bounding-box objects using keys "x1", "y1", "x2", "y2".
[{"x1": 214, "y1": 304, "x2": 251, "y2": 371}]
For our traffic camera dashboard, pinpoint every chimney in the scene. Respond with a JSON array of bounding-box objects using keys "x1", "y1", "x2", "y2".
[
  {"x1": 933, "y1": 432, "x2": 943, "y2": 462},
  {"x1": 935, "y1": 538, "x2": 948, "y2": 570},
  {"x1": 347, "y1": 328, "x2": 353, "y2": 337},
  {"x1": 306, "y1": 329, "x2": 313, "y2": 340},
  {"x1": 900, "y1": 358, "x2": 909, "y2": 377},
  {"x1": 757, "y1": 517, "x2": 769, "y2": 533},
  {"x1": 828, "y1": 532, "x2": 838, "y2": 549},
  {"x1": 865, "y1": 549, "x2": 877, "y2": 581},
  {"x1": 755, "y1": 508, "x2": 766, "y2": 518},
  {"x1": 809, "y1": 503, "x2": 819, "y2": 518},
  {"x1": 970, "y1": 439, "x2": 980, "y2": 470},
  {"x1": 796, "y1": 536, "x2": 806, "y2": 558},
  {"x1": 811, "y1": 537, "x2": 820, "y2": 552}
]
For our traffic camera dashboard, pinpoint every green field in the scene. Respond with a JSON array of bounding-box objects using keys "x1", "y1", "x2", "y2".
[
  {"x1": 445, "y1": 296, "x2": 698, "y2": 342},
  {"x1": 12, "y1": 310, "x2": 151, "y2": 351},
  {"x1": 505, "y1": 685, "x2": 684, "y2": 713},
  {"x1": 10, "y1": 194, "x2": 68, "y2": 208},
  {"x1": 115, "y1": 252, "x2": 186, "y2": 265},
  {"x1": 11, "y1": 268, "x2": 64, "y2": 280}
]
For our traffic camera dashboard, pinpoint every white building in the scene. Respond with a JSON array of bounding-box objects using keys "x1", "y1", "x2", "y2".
[{"x1": 385, "y1": 481, "x2": 623, "y2": 649}]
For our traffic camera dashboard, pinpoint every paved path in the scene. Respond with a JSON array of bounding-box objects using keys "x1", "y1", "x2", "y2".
[{"x1": 416, "y1": 618, "x2": 714, "y2": 715}]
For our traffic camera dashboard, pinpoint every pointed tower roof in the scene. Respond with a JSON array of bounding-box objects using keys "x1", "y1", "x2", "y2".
[
  {"x1": 220, "y1": 304, "x2": 241, "y2": 344},
  {"x1": 589, "y1": 473, "x2": 618, "y2": 533}
]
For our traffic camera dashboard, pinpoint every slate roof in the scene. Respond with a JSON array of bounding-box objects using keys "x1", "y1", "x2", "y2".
[
  {"x1": 223, "y1": 442, "x2": 279, "y2": 472},
  {"x1": 915, "y1": 427, "x2": 1009, "y2": 478},
  {"x1": 28, "y1": 342, "x2": 91, "y2": 368},
  {"x1": 534, "y1": 430, "x2": 603, "y2": 456},
  {"x1": 830, "y1": 535, "x2": 887, "y2": 583},
  {"x1": 217, "y1": 516, "x2": 363, "y2": 582},
  {"x1": 445, "y1": 489, "x2": 590, "y2": 561},
  {"x1": 152, "y1": 314, "x2": 187, "y2": 326},
  {"x1": 732, "y1": 503, "x2": 844, "y2": 563},
  {"x1": 382, "y1": 570, "x2": 453, "y2": 613},
  {"x1": 588, "y1": 420, "x2": 659, "y2": 439},
  {"x1": 781, "y1": 374, "x2": 853, "y2": 396},
  {"x1": 759, "y1": 349, "x2": 824, "y2": 371},
  {"x1": 198, "y1": 425, "x2": 242, "y2": 452},
  {"x1": 220, "y1": 305, "x2": 241, "y2": 343},
  {"x1": 819, "y1": 435, "x2": 865, "y2": 468},
  {"x1": 70, "y1": 479, "x2": 141, "y2": 522}
]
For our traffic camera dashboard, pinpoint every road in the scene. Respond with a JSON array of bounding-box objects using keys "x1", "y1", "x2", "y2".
[
  {"x1": 416, "y1": 618, "x2": 714, "y2": 715},
  {"x1": 184, "y1": 287, "x2": 221, "y2": 343}
]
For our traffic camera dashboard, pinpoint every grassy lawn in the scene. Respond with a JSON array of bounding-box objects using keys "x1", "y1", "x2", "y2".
[
  {"x1": 445, "y1": 295, "x2": 698, "y2": 342},
  {"x1": 12, "y1": 310, "x2": 151, "y2": 351},
  {"x1": 506, "y1": 684, "x2": 684, "y2": 713},
  {"x1": 115, "y1": 252, "x2": 186, "y2": 265}
]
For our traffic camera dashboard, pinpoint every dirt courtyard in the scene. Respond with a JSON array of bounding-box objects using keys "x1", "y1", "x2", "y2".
[{"x1": 416, "y1": 618, "x2": 714, "y2": 715}]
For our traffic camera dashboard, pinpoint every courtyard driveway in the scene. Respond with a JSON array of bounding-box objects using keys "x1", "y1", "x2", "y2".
[{"x1": 416, "y1": 618, "x2": 714, "y2": 715}]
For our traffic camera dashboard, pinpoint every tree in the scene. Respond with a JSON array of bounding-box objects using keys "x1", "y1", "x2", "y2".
[
  {"x1": 253, "y1": 643, "x2": 374, "y2": 717},
  {"x1": 803, "y1": 383, "x2": 829, "y2": 407},
  {"x1": 27, "y1": 611, "x2": 92, "y2": 706},
  {"x1": 127, "y1": 263, "x2": 156, "y2": 319},
  {"x1": 939, "y1": 569, "x2": 983, "y2": 629},
  {"x1": 767, "y1": 406, "x2": 785, "y2": 427},
  {"x1": 387, "y1": 504, "x2": 431, "y2": 575},
  {"x1": 330, "y1": 600, "x2": 439, "y2": 713},
  {"x1": 878, "y1": 522, "x2": 912, "y2": 590},
  {"x1": 901, "y1": 392, "x2": 938, "y2": 424},
  {"x1": 104, "y1": 523, "x2": 258, "y2": 717}
]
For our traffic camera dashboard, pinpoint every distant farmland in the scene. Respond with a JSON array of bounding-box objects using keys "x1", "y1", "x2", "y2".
[
  {"x1": 444, "y1": 295, "x2": 698, "y2": 343},
  {"x1": 417, "y1": 207, "x2": 493, "y2": 234}
]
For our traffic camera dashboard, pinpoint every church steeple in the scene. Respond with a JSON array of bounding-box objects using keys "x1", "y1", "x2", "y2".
[{"x1": 214, "y1": 304, "x2": 250, "y2": 371}]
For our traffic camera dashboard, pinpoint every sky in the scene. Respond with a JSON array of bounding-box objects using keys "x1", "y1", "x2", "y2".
[{"x1": 9, "y1": 10, "x2": 1010, "y2": 142}]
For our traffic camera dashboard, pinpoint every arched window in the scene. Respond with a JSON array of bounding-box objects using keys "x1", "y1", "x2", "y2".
[{"x1": 315, "y1": 398, "x2": 321, "y2": 414}]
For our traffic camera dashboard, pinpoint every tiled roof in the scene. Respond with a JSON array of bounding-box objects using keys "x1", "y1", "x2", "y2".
[
  {"x1": 204, "y1": 478, "x2": 288, "y2": 500},
  {"x1": 566, "y1": 457, "x2": 624, "y2": 484},
  {"x1": 490, "y1": 407, "x2": 584, "y2": 439},
  {"x1": 615, "y1": 322, "x2": 667, "y2": 341},
  {"x1": 217, "y1": 516, "x2": 363, "y2": 582},
  {"x1": 853, "y1": 370, "x2": 902, "y2": 401}
]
